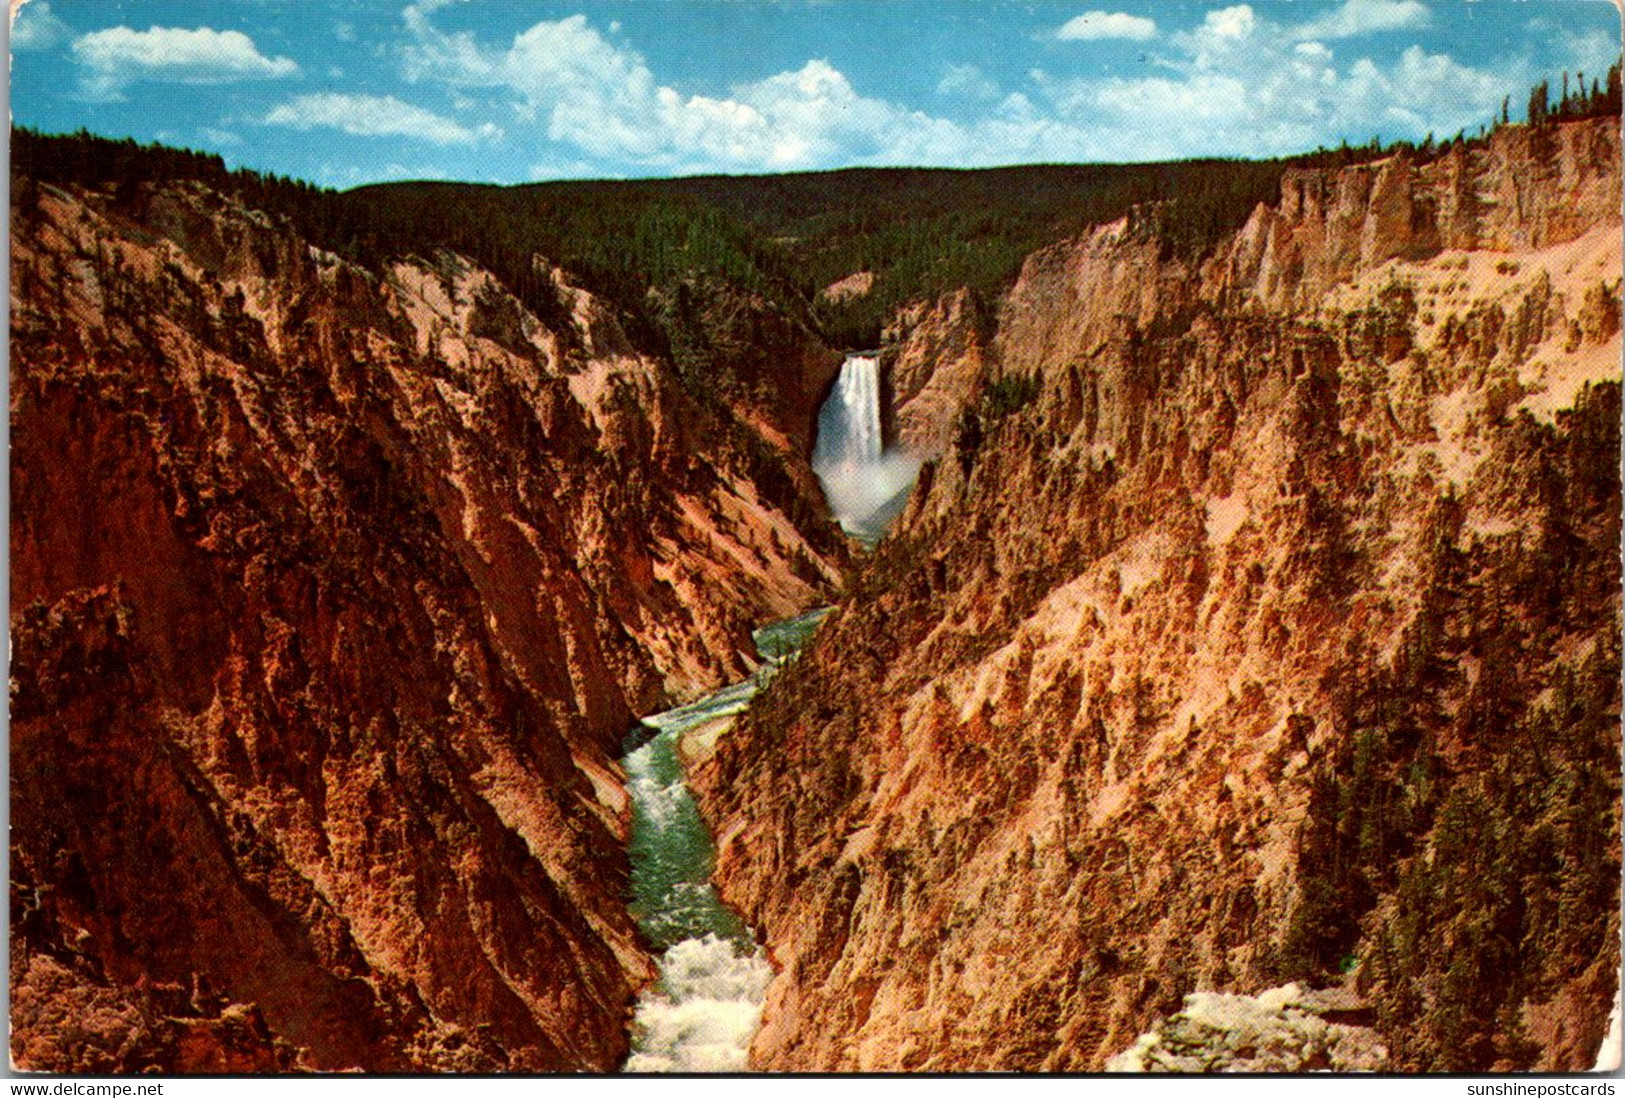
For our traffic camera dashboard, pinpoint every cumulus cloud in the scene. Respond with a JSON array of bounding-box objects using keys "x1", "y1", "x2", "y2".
[
  {"x1": 393, "y1": 2, "x2": 1535, "y2": 175},
  {"x1": 264, "y1": 93, "x2": 498, "y2": 145},
  {"x1": 72, "y1": 25, "x2": 297, "y2": 100},
  {"x1": 12, "y1": 0, "x2": 71, "y2": 50},
  {"x1": 1172, "y1": 3, "x2": 1258, "y2": 61},
  {"x1": 404, "y1": 13, "x2": 655, "y2": 154},
  {"x1": 938, "y1": 63, "x2": 999, "y2": 101},
  {"x1": 401, "y1": 8, "x2": 965, "y2": 173},
  {"x1": 1203, "y1": 5, "x2": 1258, "y2": 41},
  {"x1": 1166, "y1": 5, "x2": 1261, "y2": 72},
  {"x1": 1291, "y1": 0, "x2": 1430, "y2": 40},
  {"x1": 1056, "y1": 7, "x2": 1516, "y2": 160},
  {"x1": 1056, "y1": 11, "x2": 1157, "y2": 41},
  {"x1": 1338, "y1": 45, "x2": 1510, "y2": 132}
]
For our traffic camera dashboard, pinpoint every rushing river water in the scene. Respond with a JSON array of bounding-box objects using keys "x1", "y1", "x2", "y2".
[{"x1": 621, "y1": 608, "x2": 830, "y2": 1072}]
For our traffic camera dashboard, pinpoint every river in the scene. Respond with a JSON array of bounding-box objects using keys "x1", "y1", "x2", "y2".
[{"x1": 621, "y1": 607, "x2": 830, "y2": 1072}]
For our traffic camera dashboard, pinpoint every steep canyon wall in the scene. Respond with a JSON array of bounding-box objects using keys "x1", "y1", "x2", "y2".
[
  {"x1": 697, "y1": 117, "x2": 1623, "y2": 1072},
  {"x1": 9, "y1": 179, "x2": 846, "y2": 1071}
]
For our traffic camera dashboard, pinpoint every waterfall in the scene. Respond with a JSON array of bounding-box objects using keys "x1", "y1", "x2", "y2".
[
  {"x1": 812, "y1": 353, "x2": 919, "y2": 543},
  {"x1": 814, "y1": 353, "x2": 883, "y2": 469}
]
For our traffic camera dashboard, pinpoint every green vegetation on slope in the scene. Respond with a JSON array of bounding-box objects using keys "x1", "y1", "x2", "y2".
[
  {"x1": 7, "y1": 130, "x2": 1387, "y2": 358},
  {"x1": 15, "y1": 63, "x2": 1619, "y2": 367},
  {"x1": 1277, "y1": 383, "x2": 1622, "y2": 1070}
]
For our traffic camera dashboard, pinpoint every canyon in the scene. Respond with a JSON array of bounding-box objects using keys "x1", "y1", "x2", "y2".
[
  {"x1": 697, "y1": 116, "x2": 1623, "y2": 1072},
  {"x1": 9, "y1": 174, "x2": 845, "y2": 1071},
  {"x1": 10, "y1": 114, "x2": 1622, "y2": 1074}
]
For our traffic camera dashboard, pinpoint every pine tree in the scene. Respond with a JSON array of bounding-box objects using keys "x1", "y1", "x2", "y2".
[{"x1": 1528, "y1": 79, "x2": 1550, "y2": 126}]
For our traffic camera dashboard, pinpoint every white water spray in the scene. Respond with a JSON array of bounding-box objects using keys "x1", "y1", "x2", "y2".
[
  {"x1": 812, "y1": 354, "x2": 919, "y2": 543},
  {"x1": 623, "y1": 934, "x2": 773, "y2": 1072}
]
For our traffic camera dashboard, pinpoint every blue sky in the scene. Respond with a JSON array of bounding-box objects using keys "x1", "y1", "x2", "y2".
[{"x1": 10, "y1": 0, "x2": 1621, "y2": 187}]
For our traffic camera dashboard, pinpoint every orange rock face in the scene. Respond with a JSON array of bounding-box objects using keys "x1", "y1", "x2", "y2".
[
  {"x1": 886, "y1": 288, "x2": 995, "y2": 459},
  {"x1": 10, "y1": 180, "x2": 846, "y2": 1071},
  {"x1": 697, "y1": 118, "x2": 1622, "y2": 1072}
]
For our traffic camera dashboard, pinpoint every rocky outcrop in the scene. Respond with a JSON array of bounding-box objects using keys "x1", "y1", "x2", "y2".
[
  {"x1": 820, "y1": 272, "x2": 875, "y2": 305},
  {"x1": 1106, "y1": 985, "x2": 1387, "y2": 1073},
  {"x1": 1219, "y1": 120, "x2": 1621, "y2": 311},
  {"x1": 697, "y1": 118, "x2": 1621, "y2": 1072},
  {"x1": 884, "y1": 289, "x2": 994, "y2": 458},
  {"x1": 10, "y1": 950, "x2": 297, "y2": 1074},
  {"x1": 646, "y1": 275, "x2": 845, "y2": 454},
  {"x1": 10, "y1": 178, "x2": 846, "y2": 1071}
]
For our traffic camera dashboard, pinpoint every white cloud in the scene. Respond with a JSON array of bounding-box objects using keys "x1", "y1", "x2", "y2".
[
  {"x1": 401, "y1": 9, "x2": 964, "y2": 173},
  {"x1": 1056, "y1": 11, "x2": 1157, "y2": 42},
  {"x1": 391, "y1": 3, "x2": 1533, "y2": 176},
  {"x1": 264, "y1": 93, "x2": 497, "y2": 145},
  {"x1": 1051, "y1": 11, "x2": 1517, "y2": 160},
  {"x1": 1337, "y1": 45, "x2": 1511, "y2": 134},
  {"x1": 1170, "y1": 5, "x2": 1259, "y2": 71},
  {"x1": 1218, "y1": 7, "x2": 1256, "y2": 39},
  {"x1": 72, "y1": 25, "x2": 297, "y2": 100},
  {"x1": 1201, "y1": 5, "x2": 1257, "y2": 43},
  {"x1": 1543, "y1": 26, "x2": 1621, "y2": 85},
  {"x1": 12, "y1": 0, "x2": 70, "y2": 50},
  {"x1": 1291, "y1": 0, "x2": 1429, "y2": 41},
  {"x1": 938, "y1": 63, "x2": 999, "y2": 101},
  {"x1": 315, "y1": 160, "x2": 454, "y2": 188}
]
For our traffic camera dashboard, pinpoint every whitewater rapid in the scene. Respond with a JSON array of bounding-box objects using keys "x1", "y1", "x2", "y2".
[{"x1": 621, "y1": 609, "x2": 829, "y2": 1073}]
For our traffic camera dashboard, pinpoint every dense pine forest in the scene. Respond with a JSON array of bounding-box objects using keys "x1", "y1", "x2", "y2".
[{"x1": 15, "y1": 64, "x2": 1619, "y2": 357}]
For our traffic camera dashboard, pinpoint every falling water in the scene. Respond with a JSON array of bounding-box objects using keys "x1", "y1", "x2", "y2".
[
  {"x1": 814, "y1": 353, "x2": 884, "y2": 468},
  {"x1": 812, "y1": 353, "x2": 919, "y2": 544}
]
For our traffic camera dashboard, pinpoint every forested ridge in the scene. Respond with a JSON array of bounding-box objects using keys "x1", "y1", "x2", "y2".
[
  {"x1": 0, "y1": 132, "x2": 1388, "y2": 354},
  {"x1": 15, "y1": 64, "x2": 1619, "y2": 357}
]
